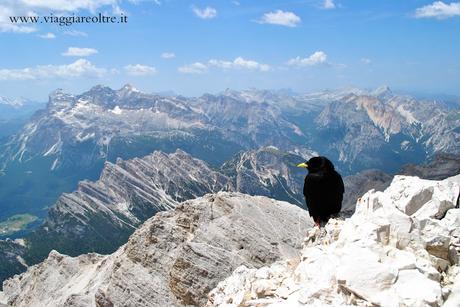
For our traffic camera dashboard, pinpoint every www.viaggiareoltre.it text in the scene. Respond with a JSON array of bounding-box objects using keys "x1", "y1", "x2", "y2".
[{"x1": 9, "y1": 13, "x2": 128, "y2": 26}]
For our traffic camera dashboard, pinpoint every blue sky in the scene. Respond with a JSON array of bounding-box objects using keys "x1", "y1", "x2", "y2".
[{"x1": 0, "y1": 0, "x2": 459, "y2": 100}]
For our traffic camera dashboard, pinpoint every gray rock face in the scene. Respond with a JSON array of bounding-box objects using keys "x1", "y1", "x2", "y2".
[
  {"x1": 0, "y1": 240, "x2": 26, "y2": 291},
  {"x1": 399, "y1": 153, "x2": 460, "y2": 180},
  {"x1": 0, "y1": 148, "x2": 312, "y2": 286},
  {"x1": 314, "y1": 92, "x2": 460, "y2": 172},
  {"x1": 342, "y1": 169, "x2": 393, "y2": 212},
  {"x1": 2, "y1": 192, "x2": 313, "y2": 307},
  {"x1": 2, "y1": 85, "x2": 458, "y2": 175},
  {"x1": 194, "y1": 94, "x2": 305, "y2": 148},
  {"x1": 25, "y1": 149, "x2": 231, "y2": 259},
  {"x1": 2, "y1": 147, "x2": 458, "y2": 287},
  {"x1": 342, "y1": 153, "x2": 460, "y2": 214},
  {"x1": 221, "y1": 146, "x2": 310, "y2": 208},
  {"x1": 0, "y1": 86, "x2": 306, "y2": 172},
  {"x1": 24, "y1": 148, "x2": 458, "y2": 266},
  {"x1": 1, "y1": 85, "x2": 458, "y2": 235},
  {"x1": 1, "y1": 86, "x2": 209, "y2": 168},
  {"x1": 206, "y1": 176, "x2": 460, "y2": 307}
]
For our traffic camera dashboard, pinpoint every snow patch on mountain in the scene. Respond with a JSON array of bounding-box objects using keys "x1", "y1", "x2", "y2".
[
  {"x1": 110, "y1": 106, "x2": 122, "y2": 115},
  {"x1": 1, "y1": 85, "x2": 458, "y2": 175},
  {"x1": 396, "y1": 104, "x2": 419, "y2": 125},
  {"x1": 43, "y1": 133, "x2": 62, "y2": 157}
]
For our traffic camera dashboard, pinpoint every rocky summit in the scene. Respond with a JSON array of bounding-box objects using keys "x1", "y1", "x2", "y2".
[
  {"x1": 0, "y1": 147, "x2": 311, "y2": 287},
  {"x1": 2, "y1": 175, "x2": 460, "y2": 306},
  {"x1": 207, "y1": 175, "x2": 460, "y2": 307},
  {"x1": 23, "y1": 149, "x2": 231, "y2": 262},
  {"x1": 1, "y1": 193, "x2": 312, "y2": 307}
]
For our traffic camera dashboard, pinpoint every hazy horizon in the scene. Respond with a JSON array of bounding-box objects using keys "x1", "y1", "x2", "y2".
[
  {"x1": 1, "y1": 1, "x2": 460, "y2": 100},
  {"x1": 3, "y1": 83, "x2": 460, "y2": 103}
]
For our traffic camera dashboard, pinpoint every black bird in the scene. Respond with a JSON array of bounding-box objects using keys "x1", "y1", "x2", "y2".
[{"x1": 297, "y1": 156, "x2": 344, "y2": 227}]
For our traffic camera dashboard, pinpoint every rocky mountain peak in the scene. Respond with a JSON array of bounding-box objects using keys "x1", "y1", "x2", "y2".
[
  {"x1": 28, "y1": 149, "x2": 232, "y2": 255},
  {"x1": 77, "y1": 85, "x2": 118, "y2": 108},
  {"x1": 0, "y1": 96, "x2": 30, "y2": 108},
  {"x1": 1, "y1": 192, "x2": 312, "y2": 307},
  {"x1": 117, "y1": 84, "x2": 141, "y2": 98},
  {"x1": 207, "y1": 175, "x2": 460, "y2": 306},
  {"x1": 87, "y1": 84, "x2": 112, "y2": 93},
  {"x1": 220, "y1": 146, "x2": 307, "y2": 207},
  {"x1": 120, "y1": 83, "x2": 138, "y2": 91},
  {"x1": 3, "y1": 84, "x2": 458, "y2": 177},
  {"x1": 372, "y1": 85, "x2": 393, "y2": 99},
  {"x1": 2, "y1": 175, "x2": 460, "y2": 306},
  {"x1": 47, "y1": 89, "x2": 75, "y2": 110}
]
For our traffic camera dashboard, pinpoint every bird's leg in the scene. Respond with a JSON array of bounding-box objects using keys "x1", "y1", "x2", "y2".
[{"x1": 314, "y1": 218, "x2": 321, "y2": 228}]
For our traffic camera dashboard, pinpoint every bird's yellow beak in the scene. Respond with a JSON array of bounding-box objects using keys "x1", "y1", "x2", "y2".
[{"x1": 297, "y1": 162, "x2": 308, "y2": 168}]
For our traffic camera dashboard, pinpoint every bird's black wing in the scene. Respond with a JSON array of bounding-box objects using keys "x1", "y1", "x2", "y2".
[
  {"x1": 303, "y1": 173, "x2": 324, "y2": 219},
  {"x1": 330, "y1": 170, "x2": 344, "y2": 214}
]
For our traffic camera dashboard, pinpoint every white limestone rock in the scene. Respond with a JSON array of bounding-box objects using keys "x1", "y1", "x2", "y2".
[
  {"x1": 0, "y1": 291, "x2": 6, "y2": 305},
  {"x1": 2, "y1": 192, "x2": 312, "y2": 307},
  {"x1": 336, "y1": 246, "x2": 398, "y2": 306},
  {"x1": 442, "y1": 209, "x2": 460, "y2": 237},
  {"x1": 387, "y1": 175, "x2": 459, "y2": 218},
  {"x1": 444, "y1": 267, "x2": 460, "y2": 307},
  {"x1": 207, "y1": 175, "x2": 460, "y2": 307},
  {"x1": 3, "y1": 174, "x2": 460, "y2": 307},
  {"x1": 394, "y1": 269, "x2": 442, "y2": 306}
]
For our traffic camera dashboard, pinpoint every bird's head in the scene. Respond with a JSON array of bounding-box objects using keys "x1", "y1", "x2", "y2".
[{"x1": 297, "y1": 156, "x2": 335, "y2": 173}]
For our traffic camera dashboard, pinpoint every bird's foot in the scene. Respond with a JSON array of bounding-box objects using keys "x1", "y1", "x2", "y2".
[{"x1": 318, "y1": 227, "x2": 328, "y2": 241}]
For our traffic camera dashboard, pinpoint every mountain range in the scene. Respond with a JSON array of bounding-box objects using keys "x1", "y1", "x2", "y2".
[
  {"x1": 2, "y1": 174, "x2": 459, "y2": 306},
  {"x1": 1, "y1": 145, "x2": 459, "y2": 288},
  {"x1": 0, "y1": 84, "x2": 459, "y2": 292},
  {"x1": 0, "y1": 85, "x2": 458, "y2": 225},
  {"x1": 0, "y1": 97, "x2": 45, "y2": 140},
  {"x1": 1, "y1": 147, "x2": 309, "y2": 282}
]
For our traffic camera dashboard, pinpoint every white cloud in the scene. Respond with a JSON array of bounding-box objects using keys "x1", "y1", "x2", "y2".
[
  {"x1": 415, "y1": 1, "x2": 460, "y2": 19},
  {"x1": 192, "y1": 6, "x2": 217, "y2": 19},
  {"x1": 288, "y1": 51, "x2": 327, "y2": 66},
  {"x1": 0, "y1": 1, "x2": 130, "y2": 34},
  {"x1": 0, "y1": 59, "x2": 107, "y2": 80},
  {"x1": 0, "y1": 0, "x2": 131, "y2": 35},
  {"x1": 124, "y1": 64, "x2": 157, "y2": 76},
  {"x1": 0, "y1": 23, "x2": 36, "y2": 33},
  {"x1": 161, "y1": 52, "x2": 175, "y2": 59},
  {"x1": 323, "y1": 0, "x2": 336, "y2": 9},
  {"x1": 178, "y1": 62, "x2": 208, "y2": 74},
  {"x1": 0, "y1": 1, "x2": 144, "y2": 34},
  {"x1": 258, "y1": 10, "x2": 301, "y2": 27},
  {"x1": 0, "y1": 4, "x2": 37, "y2": 33},
  {"x1": 179, "y1": 57, "x2": 270, "y2": 74},
  {"x1": 38, "y1": 32, "x2": 55, "y2": 39},
  {"x1": 62, "y1": 47, "x2": 98, "y2": 57},
  {"x1": 63, "y1": 30, "x2": 88, "y2": 37},
  {"x1": 127, "y1": 0, "x2": 160, "y2": 4},
  {"x1": 112, "y1": 4, "x2": 126, "y2": 15},
  {"x1": 208, "y1": 57, "x2": 270, "y2": 72},
  {"x1": 361, "y1": 58, "x2": 372, "y2": 65}
]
